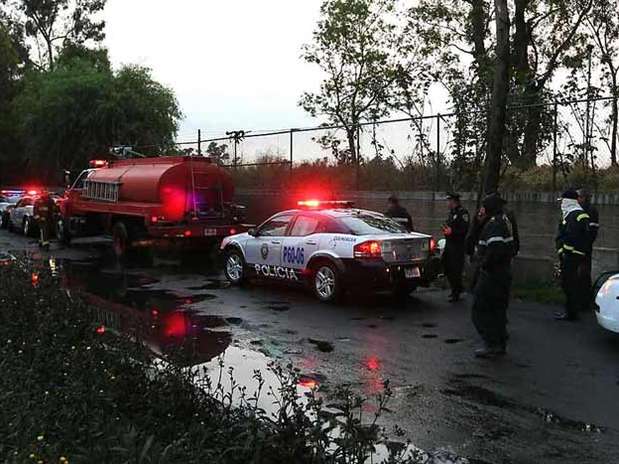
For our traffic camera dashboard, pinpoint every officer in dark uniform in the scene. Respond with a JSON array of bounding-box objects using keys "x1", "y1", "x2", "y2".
[
  {"x1": 441, "y1": 192, "x2": 469, "y2": 302},
  {"x1": 33, "y1": 192, "x2": 56, "y2": 250},
  {"x1": 471, "y1": 193, "x2": 514, "y2": 358},
  {"x1": 555, "y1": 189, "x2": 591, "y2": 321},
  {"x1": 577, "y1": 188, "x2": 599, "y2": 309},
  {"x1": 385, "y1": 195, "x2": 414, "y2": 231}
]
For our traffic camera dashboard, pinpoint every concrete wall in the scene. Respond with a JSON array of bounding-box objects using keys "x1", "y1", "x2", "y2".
[{"x1": 235, "y1": 189, "x2": 619, "y2": 282}]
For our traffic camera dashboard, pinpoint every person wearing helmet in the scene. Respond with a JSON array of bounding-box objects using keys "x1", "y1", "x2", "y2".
[
  {"x1": 471, "y1": 192, "x2": 515, "y2": 358},
  {"x1": 441, "y1": 192, "x2": 469, "y2": 302},
  {"x1": 555, "y1": 189, "x2": 591, "y2": 321},
  {"x1": 33, "y1": 192, "x2": 56, "y2": 250},
  {"x1": 385, "y1": 195, "x2": 413, "y2": 232},
  {"x1": 577, "y1": 187, "x2": 599, "y2": 310}
]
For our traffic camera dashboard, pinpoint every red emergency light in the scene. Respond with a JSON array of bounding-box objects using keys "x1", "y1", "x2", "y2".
[
  {"x1": 430, "y1": 238, "x2": 437, "y2": 253},
  {"x1": 27, "y1": 189, "x2": 40, "y2": 196},
  {"x1": 89, "y1": 159, "x2": 108, "y2": 168},
  {"x1": 297, "y1": 200, "x2": 354, "y2": 209}
]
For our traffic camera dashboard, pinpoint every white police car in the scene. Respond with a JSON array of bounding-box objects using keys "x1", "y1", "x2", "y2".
[
  {"x1": 594, "y1": 272, "x2": 619, "y2": 333},
  {"x1": 220, "y1": 200, "x2": 440, "y2": 302}
]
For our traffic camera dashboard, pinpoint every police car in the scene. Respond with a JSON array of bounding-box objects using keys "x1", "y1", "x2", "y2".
[
  {"x1": 220, "y1": 200, "x2": 440, "y2": 302},
  {"x1": 594, "y1": 272, "x2": 619, "y2": 334}
]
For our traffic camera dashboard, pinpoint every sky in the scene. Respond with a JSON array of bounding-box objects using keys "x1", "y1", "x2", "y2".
[{"x1": 103, "y1": 0, "x2": 325, "y2": 143}]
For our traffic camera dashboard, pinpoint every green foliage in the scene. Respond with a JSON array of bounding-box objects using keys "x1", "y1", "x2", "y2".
[
  {"x1": 0, "y1": 260, "x2": 420, "y2": 463},
  {"x1": 12, "y1": 52, "x2": 181, "y2": 177}
]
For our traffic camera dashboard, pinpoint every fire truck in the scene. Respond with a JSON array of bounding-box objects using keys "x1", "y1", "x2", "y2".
[{"x1": 57, "y1": 156, "x2": 246, "y2": 259}]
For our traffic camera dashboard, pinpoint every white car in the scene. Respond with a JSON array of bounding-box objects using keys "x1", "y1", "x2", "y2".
[
  {"x1": 7, "y1": 196, "x2": 38, "y2": 236},
  {"x1": 595, "y1": 273, "x2": 619, "y2": 333},
  {"x1": 220, "y1": 201, "x2": 440, "y2": 302}
]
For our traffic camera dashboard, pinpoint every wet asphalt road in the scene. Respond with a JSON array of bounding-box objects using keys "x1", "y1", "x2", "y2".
[{"x1": 2, "y1": 229, "x2": 619, "y2": 464}]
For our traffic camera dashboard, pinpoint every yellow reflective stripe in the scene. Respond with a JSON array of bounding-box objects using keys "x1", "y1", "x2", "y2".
[
  {"x1": 572, "y1": 249, "x2": 586, "y2": 256},
  {"x1": 576, "y1": 213, "x2": 590, "y2": 222},
  {"x1": 561, "y1": 244, "x2": 586, "y2": 256}
]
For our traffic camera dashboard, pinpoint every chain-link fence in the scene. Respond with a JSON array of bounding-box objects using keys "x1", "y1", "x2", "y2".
[{"x1": 147, "y1": 95, "x2": 618, "y2": 192}]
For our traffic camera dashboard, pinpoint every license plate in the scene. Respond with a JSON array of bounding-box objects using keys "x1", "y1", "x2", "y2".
[
  {"x1": 204, "y1": 228, "x2": 218, "y2": 236},
  {"x1": 404, "y1": 267, "x2": 421, "y2": 279}
]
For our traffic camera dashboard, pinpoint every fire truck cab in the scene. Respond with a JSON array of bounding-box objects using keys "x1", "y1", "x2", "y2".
[{"x1": 58, "y1": 156, "x2": 246, "y2": 259}]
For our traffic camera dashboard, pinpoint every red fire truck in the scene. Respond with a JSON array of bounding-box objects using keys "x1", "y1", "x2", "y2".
[{"x1": 57, "y1": 156, "x2": 246, "y2": 259}]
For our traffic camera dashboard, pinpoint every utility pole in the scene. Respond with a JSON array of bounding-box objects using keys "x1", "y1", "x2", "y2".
[{"x1": 197, "y1": 129, "x2": 202, "y2": 156}]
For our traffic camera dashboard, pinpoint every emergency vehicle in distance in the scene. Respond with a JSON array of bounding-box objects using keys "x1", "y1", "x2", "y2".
[
  {"x1": 57, "y1": 156, "x2": 247, "y2": 259},
  {"x1": 220, "y1": 200, "x2": 441, "y2": 302}
]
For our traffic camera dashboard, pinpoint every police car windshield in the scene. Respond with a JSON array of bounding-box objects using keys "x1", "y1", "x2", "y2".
[{"x1": 340, "y1": 214, "x2": 407, "y2": 235}]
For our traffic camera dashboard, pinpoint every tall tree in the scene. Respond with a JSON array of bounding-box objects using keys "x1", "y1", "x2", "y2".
[
  {"x1": 585, "y1": 0, "x2": 619, "y2": 166},
  {"x1": 484, "y1": 0, "x2": 510, "y2": 193},
  {"x1": 7, "y1": 0, "x2": 106, "y2": 69},
  {"x1": 299, "y1": 0, "x2": 410, "y2": 163}
]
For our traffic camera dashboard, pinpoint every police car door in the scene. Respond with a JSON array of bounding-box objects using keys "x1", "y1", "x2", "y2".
[
  {"x1": 283, "y1": 215, "x2": 321, "y2": 271},
  {"x1": 245, "y1": 213, "x2": 293, "y2": 268}
]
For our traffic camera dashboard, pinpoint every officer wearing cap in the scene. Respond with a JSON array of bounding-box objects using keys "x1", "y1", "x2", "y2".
[
  {"x1": 385, "y1": 195, "x2": 413, "y2": 232},
  {"x1": 441, "y1": 192, "x2": 469, "y2": 302},
  {"x1": 555, "y1": 188, "x2": 591, "y2": 321},
  {"x1": 577, "y1": 187, "x2": 599, "y2": 308},
  {"x1": 471, "y1": 192, "x2": 514, "y2": 358}
]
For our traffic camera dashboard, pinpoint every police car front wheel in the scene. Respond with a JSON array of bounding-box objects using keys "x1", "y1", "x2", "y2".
[
  {"x1": 313, "y1": 263, "x2": 340, "y2": 303},
  {"x1": 224, "y1": 249, "x2": 246, "y2": 285}
]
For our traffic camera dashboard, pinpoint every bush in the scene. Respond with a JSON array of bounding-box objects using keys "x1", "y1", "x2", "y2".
[{"x1": 0, "y1": 259, "x2": 419, "y2": 464}]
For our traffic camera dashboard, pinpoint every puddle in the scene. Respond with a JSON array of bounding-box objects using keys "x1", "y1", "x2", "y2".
[
  {"x1": 443, "y1": 378, "x2": 605, "y2": 434},
  {"x1": 367, "y1": 324, "x2": 378, "y2": 329},
  {"x1": 444, "y1": 338, "x2": 463, "y2": 344},
  {"x1": 422, "y1": 322, "x2": 438, "y2": 328},
  {"x1": 267, "y1": 304, "x2": 290, "y2": 312},
  {"x1": 187, "y1": 279, "x2": 230, "y2": 290},
  {"x1": 225, "y1": 317, "x2": 243, "y2": 325},
  {"x1": 422, "y1": 334, "x2": 438, "y2": 339},
  {"x1": 308, "y1": 338, "x2": 334, "y2": 353}
]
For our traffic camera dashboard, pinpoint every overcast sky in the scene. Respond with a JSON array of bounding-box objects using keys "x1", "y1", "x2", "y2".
[{"x1": 104, "y1": 0, "x2": 324, "y2": 142}]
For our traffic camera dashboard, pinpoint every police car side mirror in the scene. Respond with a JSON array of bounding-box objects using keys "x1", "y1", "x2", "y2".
[{"x1": 248, "y1": 228, "x2": 258, "y2": 237}]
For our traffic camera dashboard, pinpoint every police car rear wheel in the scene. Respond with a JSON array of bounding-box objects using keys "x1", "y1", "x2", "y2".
[
  {"x1": 314, "y1": 264, "x2": 339, "y2": 302},
  {"x1": 224, "y1": 249, "x2": 246, "y2": 285}
]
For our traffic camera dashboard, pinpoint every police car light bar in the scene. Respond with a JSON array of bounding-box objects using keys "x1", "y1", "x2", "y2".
[{"x1": 297, "y1": 200, "x2": 354, "y2": 209}]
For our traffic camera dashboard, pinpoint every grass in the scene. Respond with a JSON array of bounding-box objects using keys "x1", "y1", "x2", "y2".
[{"x1": 512, "y1": 281, "x2": 565, "y2": 305}]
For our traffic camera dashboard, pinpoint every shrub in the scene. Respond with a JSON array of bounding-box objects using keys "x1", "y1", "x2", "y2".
[{"x1": 0, "y1": 259, "x2": 419, "y2": 463}]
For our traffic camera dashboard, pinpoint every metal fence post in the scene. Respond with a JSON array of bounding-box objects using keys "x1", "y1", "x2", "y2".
[
  {"x1": 552, "y1": 102, "x2": 558, "y2": 192},
  {"x1": 289, "y1": 129, "x2": 294, "y2": 174},
  {"x1": 436, "y1": 113, "x2": 441, "y2": 192}
]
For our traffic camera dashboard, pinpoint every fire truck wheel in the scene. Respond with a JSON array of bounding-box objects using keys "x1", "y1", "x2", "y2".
[
  {"x1": 223, "y1": 248, "x2": 246, "y2": 285},
  {"x1": 112, "y1": 222, "x2": 130, "y2": 260},
  {"x1": 312, "y1": 261, "x2": 341, "y2": 303}
]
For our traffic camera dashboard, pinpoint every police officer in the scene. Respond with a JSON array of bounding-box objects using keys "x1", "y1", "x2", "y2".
[
  {"x1": 385, "y1": 195, "x2": 413, "y2": 231},
  {"x1": 34, "y1": 192, "x2": 56, "y2": 250},
  {"x1": 555, "y1": 189, "x2": 591, "y2": 321},
  {"x1": 441, "y1": 192, "x2": 469, "y2": 302},
  {"x1": 577, "y1": 187, "x2": 599, "y2": 309},
  {"x1": 471, "y1": 193, "x2": 514, "y2": 358}
]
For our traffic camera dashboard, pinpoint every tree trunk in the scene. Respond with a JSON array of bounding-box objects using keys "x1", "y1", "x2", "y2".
[
  {"x1": 484, "y1": 0, "x2": 510, "y2": 194},
  {"x1": 611, "y1": 71, "x2": 618, "y2": 166},
  {"x1": 519, "y1": 96, "x2": 542, "y2": 168},
  {"x1": 469, "y1": 0, "x2": 489, "y2": 81},
  {"x1": 346, "y1": 128, "x2": 357, "y2": 164}
]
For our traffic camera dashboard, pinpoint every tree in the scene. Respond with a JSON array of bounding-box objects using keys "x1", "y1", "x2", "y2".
[
  {"x1": 585, "y1": 0, "x2": 619, "y2": 166},
  {"x1": 299, "y1": 0, "x2": 409, "y2": 164},
  {"x1": 484, "y1": 0, "x2": 510, "y2": 193},
  {"x1": 7, "y1": 0, "x2": 106, "y2": 69},
  {"x1": 14, "y1": 51, "x2": 182, "y2": 177}
]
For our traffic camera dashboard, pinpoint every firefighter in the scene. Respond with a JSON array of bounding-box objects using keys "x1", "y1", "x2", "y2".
[
  {"x1": 471, "y1": 193, "x2": 514, "y2": 358},
  {"x1": 385, "y1": 195, "x2": 414, "y2": 232},
  {"x1": 33, "y1": 192, "x2": 55, "y2": 250},
  {"x1": 577, "y1": 187, "x2": 599, "y2": 310},
  {"x1": 555, "y1": 189, "x2": 591, "y2": 321},
  {"x1": 441, "y1": 192, "x2": 469, "y2": 302}
]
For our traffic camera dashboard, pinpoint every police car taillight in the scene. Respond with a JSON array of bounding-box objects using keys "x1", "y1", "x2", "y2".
[
  {"x1": 354, "y1": 240, "x2": 382, "y2": 258},
  {"x1": 430, "y1": 238, "x2": 437, "y2": 253}
]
